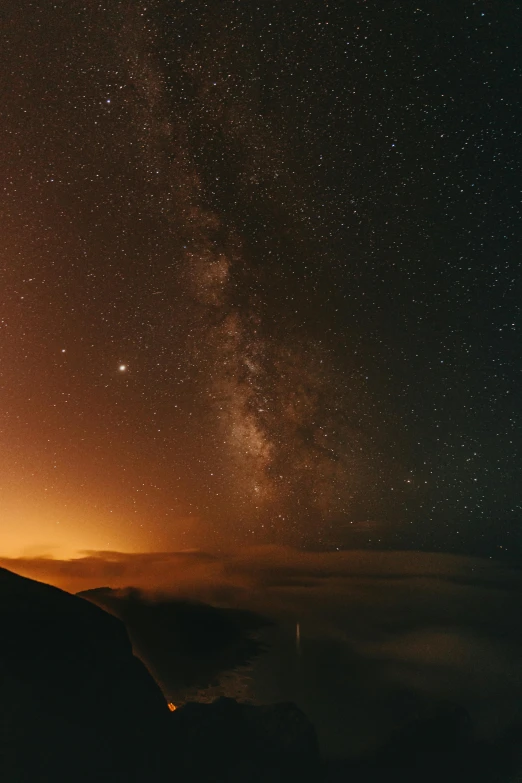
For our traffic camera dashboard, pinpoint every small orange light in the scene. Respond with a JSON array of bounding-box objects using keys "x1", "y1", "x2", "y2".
[{"x1": 167, "y1": 702, "x2": 177, "y2": 712}]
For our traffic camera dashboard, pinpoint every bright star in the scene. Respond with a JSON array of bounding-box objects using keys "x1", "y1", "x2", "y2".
[{"x1": 119, "y1": 364, "x2": 127, "y2": 372}]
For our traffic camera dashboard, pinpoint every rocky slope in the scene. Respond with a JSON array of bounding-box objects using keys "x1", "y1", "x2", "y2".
[{"x1": 0, "y1": 567, "x2": 170, "y2": 782}]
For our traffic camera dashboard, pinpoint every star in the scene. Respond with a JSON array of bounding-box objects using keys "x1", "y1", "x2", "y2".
[{"x1": 119, "y1": 364, "x2": 127, "y2": 372}]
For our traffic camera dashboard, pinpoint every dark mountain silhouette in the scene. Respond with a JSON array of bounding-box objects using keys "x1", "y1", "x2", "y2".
[
  {"x1": 172, "y1": 696, "x2": 323, "y2": 782},
  {"x1": 0, "y1": 567, "x2": 170, "y2": 782}
]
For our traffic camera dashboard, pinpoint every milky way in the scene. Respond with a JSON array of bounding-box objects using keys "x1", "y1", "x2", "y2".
[
  {"x1": 1, "y1": 1, "x2": 520, "y2": 556},
  {"x1": 112, "y1": 2, "x2": 377, "y2": 542}
]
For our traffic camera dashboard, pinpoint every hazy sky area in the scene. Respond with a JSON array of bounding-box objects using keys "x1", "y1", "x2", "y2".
[{"x1": 1, "y1": 0, "x2": 521, "y2": 559}]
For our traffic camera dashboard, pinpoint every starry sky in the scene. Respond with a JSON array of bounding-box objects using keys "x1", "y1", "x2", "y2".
[{"x1": 1, "y1": 0, "x2": 520, "y2": 559}]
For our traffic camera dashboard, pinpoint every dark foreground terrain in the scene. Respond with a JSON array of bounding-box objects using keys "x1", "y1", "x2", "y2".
[{"x1": 1, "y1": 566, "x2": 521, "y2": 782}]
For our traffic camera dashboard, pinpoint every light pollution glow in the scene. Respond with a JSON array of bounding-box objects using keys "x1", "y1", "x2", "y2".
[{"x1": 0, "y1": 494, "x2": 147, "y2": 559}]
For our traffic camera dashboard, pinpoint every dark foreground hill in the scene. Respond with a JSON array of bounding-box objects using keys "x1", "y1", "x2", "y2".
[
  {"x1": 0, "y1": 567, "x2": 321, "y2": 782},
  {"x1": 0, "y1": 566, "x2": 171, "y2": 782}
]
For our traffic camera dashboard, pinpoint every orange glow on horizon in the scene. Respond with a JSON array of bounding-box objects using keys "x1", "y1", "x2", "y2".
[
  {"x1": 167, "y1": 702, "x2": 177, "y2": 712},
  {"x1": 0, "y1": 491, "x2": 155, "y2": 560}
]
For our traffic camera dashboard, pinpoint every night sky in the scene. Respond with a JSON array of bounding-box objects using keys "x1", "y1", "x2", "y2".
[{"x1": 1, "y1": 0, "x2": 520, "y2": 559}]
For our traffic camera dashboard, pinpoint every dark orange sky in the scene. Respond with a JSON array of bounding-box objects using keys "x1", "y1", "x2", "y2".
[{"x1": 2, "y1": 0, "x2": 520, "y2": 560}]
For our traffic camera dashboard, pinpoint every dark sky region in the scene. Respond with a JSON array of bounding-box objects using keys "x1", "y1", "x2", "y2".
[{"x1": 1, "y1": 0, "x2": 520, "y2": 559}]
